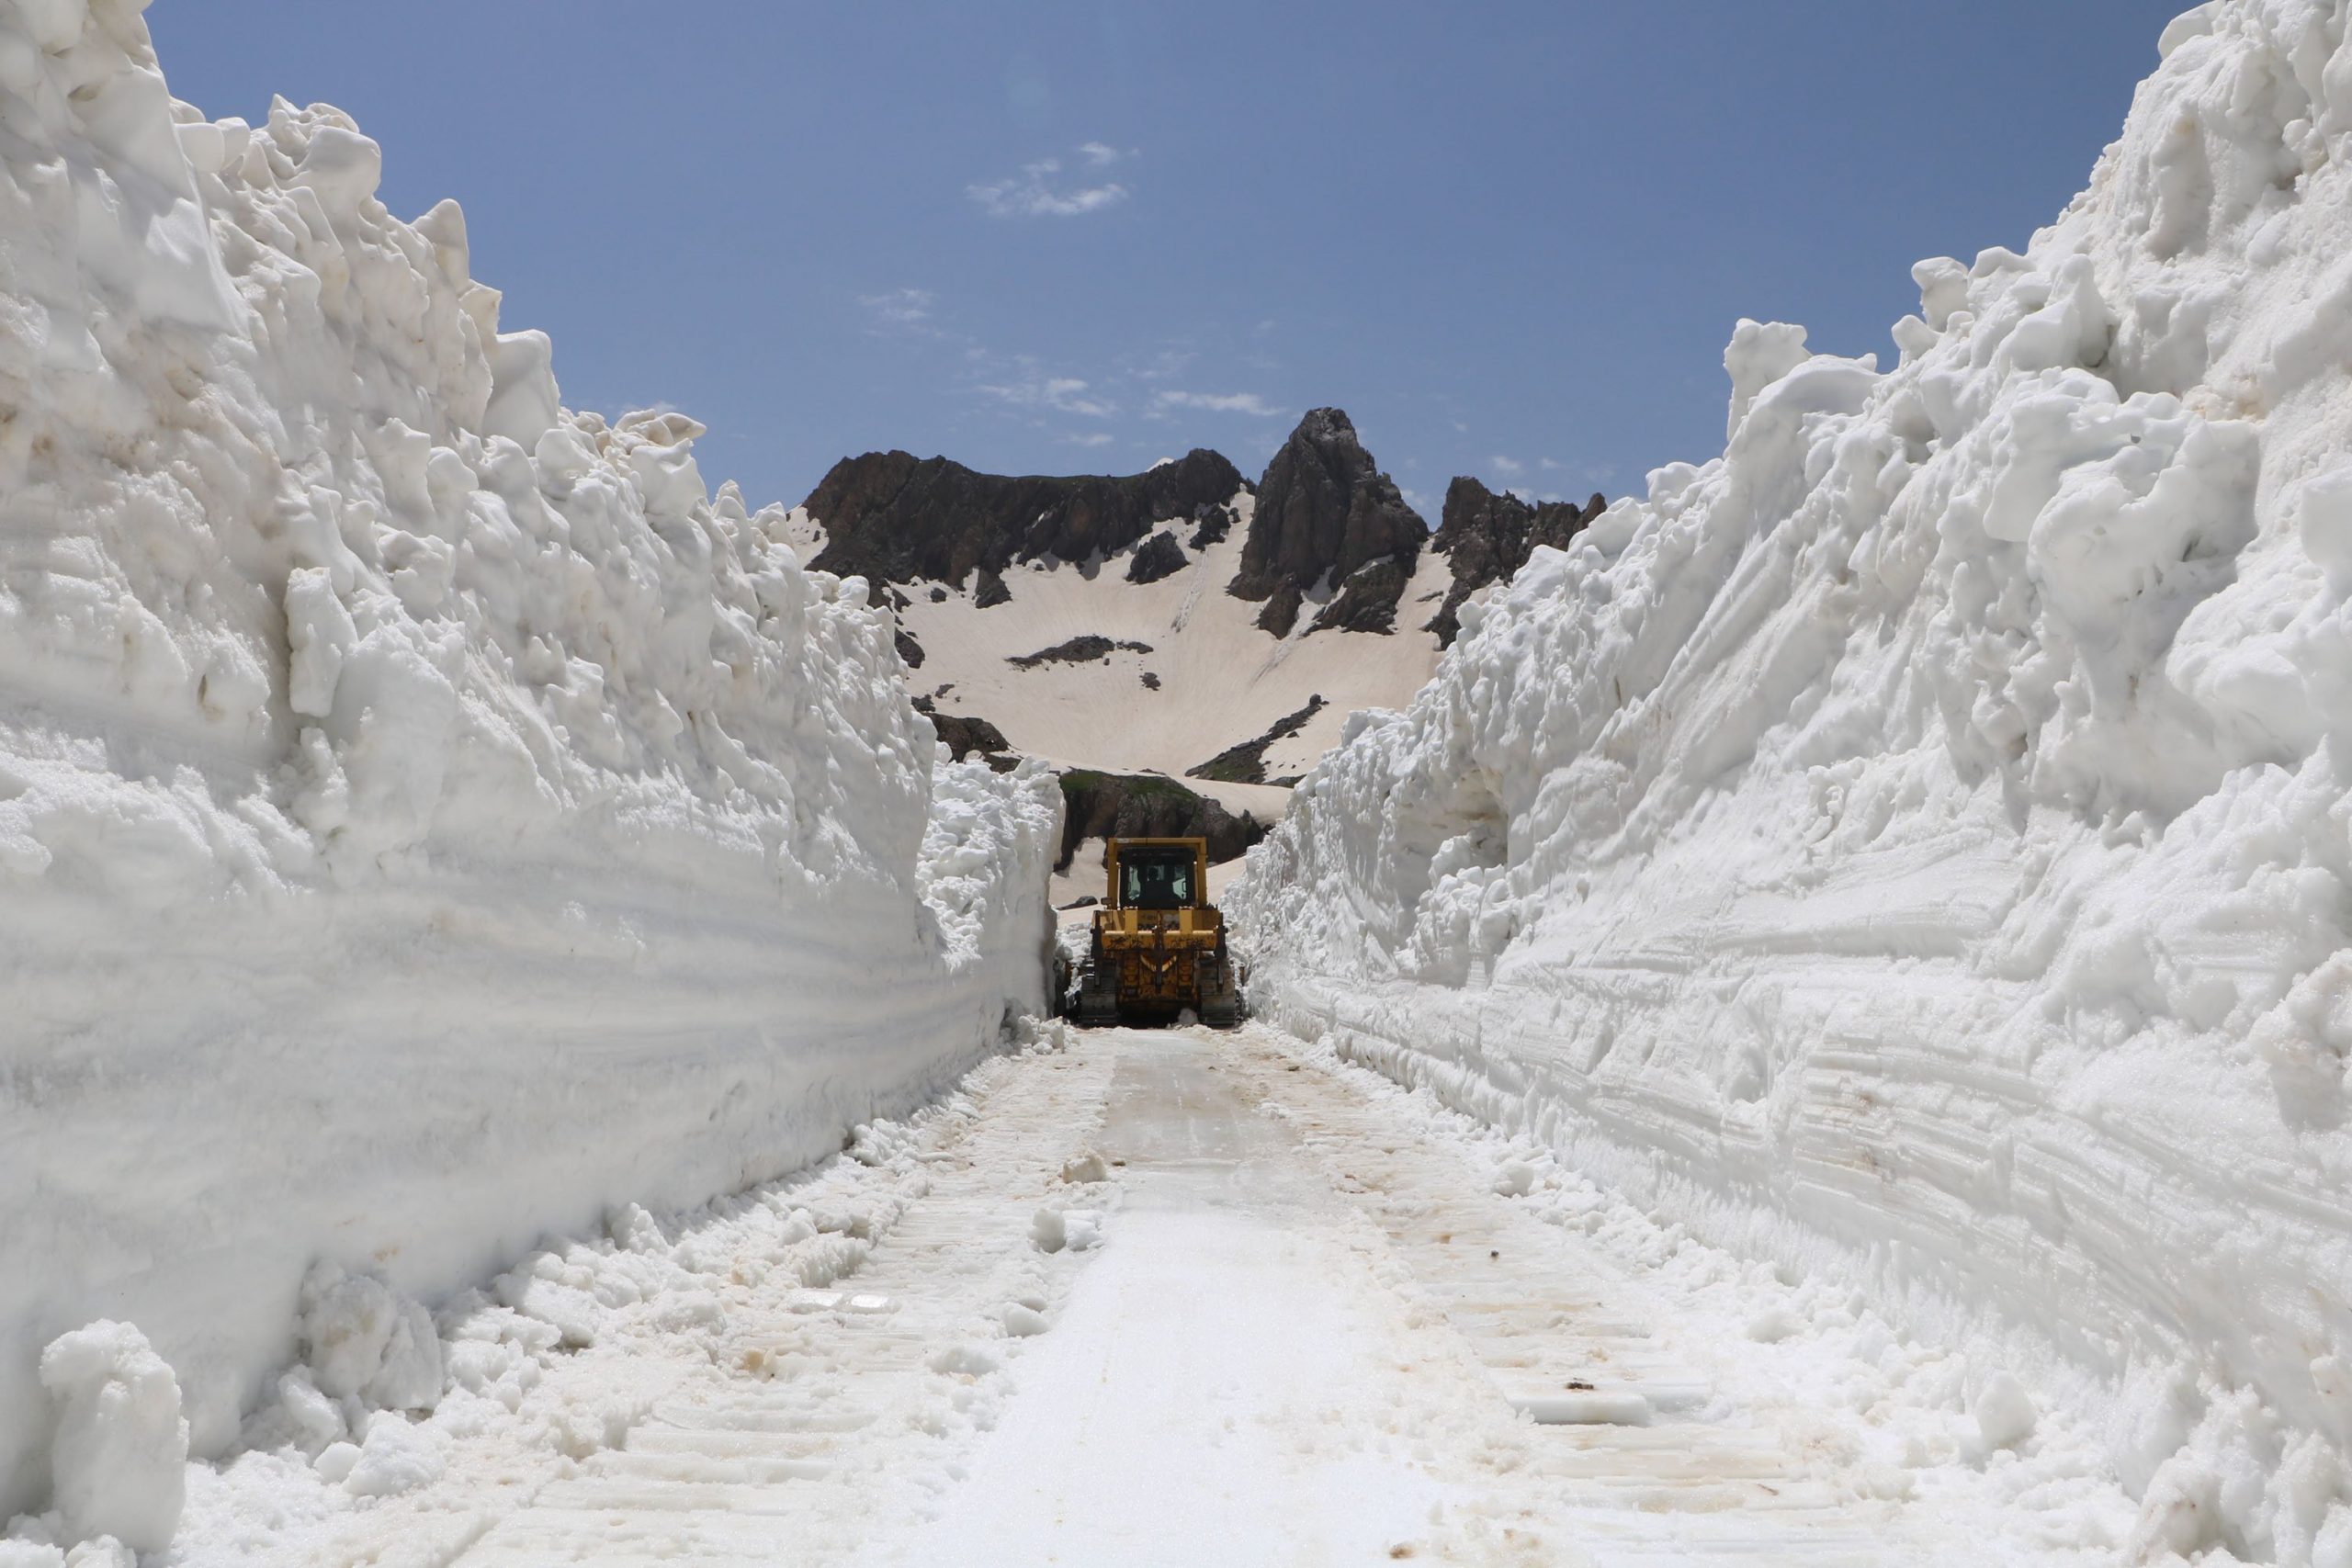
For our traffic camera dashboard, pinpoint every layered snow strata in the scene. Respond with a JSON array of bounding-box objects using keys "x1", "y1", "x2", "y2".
[
  {"x1": 1236, "y1": 3, "x2": 2352, "y2": 1560},
  {"x1": 0, "y1": 0, "x2": 1059, "y2": 1527}
]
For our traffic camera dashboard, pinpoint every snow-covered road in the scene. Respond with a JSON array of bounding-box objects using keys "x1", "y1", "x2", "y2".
[{"x1": 174, "y1": 1024, "x2": 2142, "y2": 1566}]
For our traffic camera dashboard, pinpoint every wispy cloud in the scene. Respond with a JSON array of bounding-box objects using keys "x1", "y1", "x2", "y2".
[
  {"x1": 1062, "y1": 431, "x2": 1116, "y2": 448},
  {"x1": 1126, "y1": 347, "x2": 1195, "y2": 384},
  {"x1": 968, "y1": 145, "x2": 1132, "y2": 218},
  {"x1": 858, "y1": 287, "x2": 938, "y2": 332},
  {"x1": 1151, "y1": 389, "x2": 1284, "y2": 418},
  {"x1": 976, "y1": 366, "x2": 1116, "y2": 419},
  {"x1": 1491, "y1": 456, "x2": 1610, "y2": 493}
]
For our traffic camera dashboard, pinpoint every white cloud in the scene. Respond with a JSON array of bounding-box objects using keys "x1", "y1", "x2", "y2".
[
  {"x1": 1151, "y1": 389, "x2": 1284, "y2": 418},
  {"x1": 1489, "y1": 455, "x2": 1526, "y2": 478},
  {"x1": 1062, "y1": 431, "x2": 1116, "y2": 448},
  {"x1": 977, "y1": 369, "x2": 1116, "y2": 419},
  {"x1": 1539, "y1": 457, "x2": 1564, "y2": 472},
  {"x1": 968, "y1": 149, "x2": 1130, "y2": 218},
  {"x1": 857, "y1": 287, "x2": 936, "y2": 329},
  {"x1": 1128, "y1": 347, "x2": 1195, "y2": 383}
]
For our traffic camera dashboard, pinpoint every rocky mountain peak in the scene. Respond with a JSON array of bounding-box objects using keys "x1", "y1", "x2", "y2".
[
  {"x1": 803, "y1": 447, "x2": 1245, "y2": 592},
  {"x1": 1227, "y1": 408, "x2": 1425, "y2": 636},
  {"x1": 1423, "y1": 477, "x2": 1606, "y2": 646}
]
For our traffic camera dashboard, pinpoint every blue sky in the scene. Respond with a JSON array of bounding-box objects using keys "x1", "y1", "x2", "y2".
[{"x1": 151, "y1": 3, "x2": 2181, "y2": 518}]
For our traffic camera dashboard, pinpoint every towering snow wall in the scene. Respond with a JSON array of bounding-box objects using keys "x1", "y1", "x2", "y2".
[
  {"x1": 1236, "y1": 3, "x2": 2352, "y2": 1559},
  {"x1": 0, "y1": 0, "x2": 1058, "y2": 1518}
]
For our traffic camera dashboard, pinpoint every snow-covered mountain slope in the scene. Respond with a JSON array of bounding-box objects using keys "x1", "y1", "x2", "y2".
[
  {"x1": 794, "y1": 410, "x2": 1592, "y2": 858},
  {"x1": 891, "y1": 497, "x2": 1451, "y2": 790},
  {"x1": 1236, "y1": 3, "x2": 2352, "y2": 1560},
  {"x1": 0, "y1": 0, "x2": 1057, "y2": 1528}
]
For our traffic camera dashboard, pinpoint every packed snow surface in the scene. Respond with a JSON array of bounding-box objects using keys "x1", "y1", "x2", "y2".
[
  {"x1": 0, "y1": 0, "x2": 1057, "y2": 1534},
  {"x1": 100, "y1": 1027, "x2": 2152, "y2": 1565},
  {"x1": 1237, "y1": 2, "x2": 2352, "y2": 1561}
]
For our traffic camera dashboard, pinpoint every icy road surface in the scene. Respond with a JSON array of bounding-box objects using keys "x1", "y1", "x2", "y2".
[{"x1": 178, "y1": 1025, "x2": 2138, "y2": 1565}]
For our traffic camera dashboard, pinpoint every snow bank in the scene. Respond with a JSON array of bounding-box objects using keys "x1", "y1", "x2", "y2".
[
  {"x1": 1236, "y1": 3, "x2": 2352, "y2": 1559},
  {"x1": 0, "y1": 0, "x2": 1057, "y2": 1528}
]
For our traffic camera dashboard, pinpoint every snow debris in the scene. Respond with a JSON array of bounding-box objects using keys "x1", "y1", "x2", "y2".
[
  {"x1": 295, "y1": 1264, "x2": 441, "y2": 1412},
  {"x1": 1973, "y1": 1370, "x2": 2040, "y2": 1453},
  {"x1": 1234, "y1": 1, "x2": 2352, "y2": 1557},
  {"x1": 1058, "y1": 1150, "x2": 1112, "y2": 1184},
  {"x1": 1489, "y1": 1158, "x2": 1537, "y2": 1197},
  {"x1": 307, "y1": 1443, "x2": 358, "y2": 1487},
  {"x1": 35, "y1": 1323, "x2": 187, "y2": 1555},
  {"x1": 1030, "y1": 1208, "x2": 1106, "y2": 1255},
  {"x1": 0, "y1": 1542, "x2": 49, "y2": 1568},
  {"x1": 249, "y1": 1369, "x2": 344, "y2": 1461}
]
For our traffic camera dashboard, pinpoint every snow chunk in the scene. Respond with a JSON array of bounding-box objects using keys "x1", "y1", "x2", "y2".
[
  {"x1": 1724, "y1": 319, "x2": 1811, "y2": 439},
  {"x1": 482, "y1": 329, "x2": 561, "y2": 446},
  {"x1": 60, "y1": 1541, "x2": 131, "y2": 1568},
  {"x1": 298, "y1": 1262, "x2": 443, "y2": 1411},
  {"x1": 1973, "y1": 1371, "x2": 2038, "y2": 1452},
  {"x1": 36, "y1": 1323, "x2": 187, "y2": 1555},
  {"x1": 1490, "y1": 1159, "x2": 1537, "y2": 1197},
  {"x1": 1030, "y1": 1208, "x2": 1104, "y2": 1254},
  {"x1": 311, "y1": 1441, "x2": 360, "y2": 1484},
  {"x1": 1058, "y1": 1150, "x2": 1111, "y2": 1184},
  {"x1": 342, "y1": 1413, "x2": 445, "y2": 1498}
]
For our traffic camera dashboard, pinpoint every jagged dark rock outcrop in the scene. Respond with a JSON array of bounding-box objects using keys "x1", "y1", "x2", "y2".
[
  {"x1": 1008, "y1": 636, "x2": 1152, "y2": 670},
  {"x1": 1188, "y1": 502, "x2": 1234, "y2": 550},
  {"x1": 1426, "y1": 478, "x2": 1608, "y2": 646},
  {"x1": 1228, "y1": 409, "x2": 1424, "y2": 636},
  {"x1": 1256, "y1": 581, "x2": 1306, "y2": 639},
  {"x1": 1309, "y1": 560, "x2": 1412, "y2": 635},
  {"x1": 803, "y1": 448, "x2": 1245, "y2": 591},
  {"x1": 913, "y1": 699, "x2": 1018, "y2": 771},
  {"x1": 973, "y1": 567, "x2": 1011, "y2": 608},
  {"x1": 1057, "y1": 770, "x2": 1266, "y2": 870},
  {"x1": 1186, "y1": 694, "x2": 1328, "y2": 784},
  {"x1": 1125, "y1": 531, "x2": 1186, "y2": 584},
  {"x1": 895, "y1": 628, "x2": 925, "y2": 669}
]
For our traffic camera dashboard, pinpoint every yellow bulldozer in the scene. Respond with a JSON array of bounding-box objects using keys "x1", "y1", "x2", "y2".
[{"x1": 1070, "y1": 837, "x2": 1242, "y2": 1028}]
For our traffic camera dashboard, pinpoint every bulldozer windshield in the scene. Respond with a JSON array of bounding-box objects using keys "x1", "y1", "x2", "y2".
[{"x1": 1120, "y1": 848, "x2": 1195, "y2": 909}]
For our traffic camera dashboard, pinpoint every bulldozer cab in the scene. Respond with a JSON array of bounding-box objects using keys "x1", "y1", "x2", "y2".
[
  {"x1": 1109, "y1": 839, "x2": 1206, "y2": 911},
  {"x1": 1070, "y1": 837, "x2": 1240, "y2": 1029}
]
